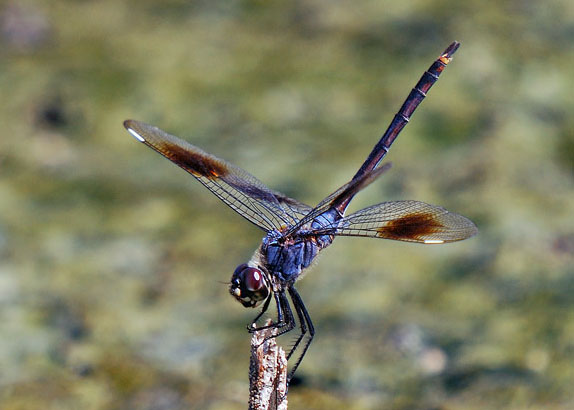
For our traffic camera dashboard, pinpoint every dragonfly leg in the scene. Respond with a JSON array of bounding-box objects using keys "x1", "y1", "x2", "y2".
[
  {"x1": 246, "y1": 292, "x2": 274, "y2": 331},
  {"x1": 285, "y1": 286, "x2": 315, "y2": 382},
  {"x1": 248, "y1": 290, "x2": 296, "y2": 339}
]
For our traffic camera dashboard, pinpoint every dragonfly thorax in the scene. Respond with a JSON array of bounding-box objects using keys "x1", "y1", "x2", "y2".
[{"x1": 260, "y1": 229, "x2": 322, "y2": 282}]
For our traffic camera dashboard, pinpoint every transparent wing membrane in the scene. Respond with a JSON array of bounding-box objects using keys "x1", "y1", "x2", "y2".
[
  {"x1": 330, "y1": 200, "x2": 477, "y2": 243},
  {"x1": 125, "y1": 120, "x2": 309, "y2": 231}
]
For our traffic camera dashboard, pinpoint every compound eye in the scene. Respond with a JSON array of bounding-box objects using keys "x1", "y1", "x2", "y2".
[
  {"x1": 244, "y1": 268, "x2": 264, "y2": 292},
  {"x1": 233, "y1": 263, "x2": 249, "y2": 277},
  {"x1": 229, "y1": 264, "x2": 269, "y2": 308}
]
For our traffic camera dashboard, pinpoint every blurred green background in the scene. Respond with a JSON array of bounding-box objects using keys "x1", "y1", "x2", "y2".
[{"x1": 1, "y1": 0, "x2": 573, "y2": 409}]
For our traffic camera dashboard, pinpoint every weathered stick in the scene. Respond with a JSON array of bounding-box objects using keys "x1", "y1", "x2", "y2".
[{"x1": 248, "y1": 320, "x2": 288, "y2": 410}]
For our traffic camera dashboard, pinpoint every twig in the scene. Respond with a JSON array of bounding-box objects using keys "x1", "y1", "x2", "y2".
[{"x1": 248, "y1": 320, "x2": 288, "y2": 410}]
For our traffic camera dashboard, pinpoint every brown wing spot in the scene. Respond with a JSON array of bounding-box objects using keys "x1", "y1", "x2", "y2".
[
  {"x1": 377, "y1": 212, "x2": 444, "y2": 241},
  {"x1": 160, "y1": 142, "x2": 228, "y2": 179}
]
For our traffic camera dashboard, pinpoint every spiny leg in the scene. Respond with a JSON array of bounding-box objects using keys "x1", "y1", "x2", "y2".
[
  {"x1": 265, "y1": 290, "x2": 297, "y2": 340},
  {"x1": 247, "y1": 292, "x2": 275, "y2": 332},
  {"x1": 286, "y1": 286, "x2": 315, "y2": 382},
  {"x1": 284, "y1": 287, "x2": 308, "y2": 361},
  {"x1": 249, "y1": 290, "x2": 297, "y2": 343}
]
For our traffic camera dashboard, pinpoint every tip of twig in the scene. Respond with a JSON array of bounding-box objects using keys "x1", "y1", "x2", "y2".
[{"x1": 249, "y1": 320, "x2": 288, "y2": 410}]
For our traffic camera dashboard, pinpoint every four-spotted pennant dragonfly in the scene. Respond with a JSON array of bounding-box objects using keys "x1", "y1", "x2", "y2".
[{"x1": 124, "y1": 41, "x2": 477, "y2": 382}]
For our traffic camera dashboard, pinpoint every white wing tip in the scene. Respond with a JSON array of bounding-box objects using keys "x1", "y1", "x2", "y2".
[{"x1": 126, "y1": 126, "x2": 146, "y2": 142}]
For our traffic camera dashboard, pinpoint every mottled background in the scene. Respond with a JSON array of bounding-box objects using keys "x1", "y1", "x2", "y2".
[{"x1": 1, "y1": 1, "x2": 573, "y2": 409}]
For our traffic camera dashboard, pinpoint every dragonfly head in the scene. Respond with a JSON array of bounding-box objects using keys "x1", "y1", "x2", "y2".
[{"x1": 229, "y1": 263, "x2": 270, "y2": 308}]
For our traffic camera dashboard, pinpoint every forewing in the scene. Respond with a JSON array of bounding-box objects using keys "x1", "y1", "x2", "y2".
[
  {"x1": 326, "y1": 200, "x2": 477, "y2": 243},
  {"x1": 125, "y1": 120, "x2": 309, "y2": 231}
]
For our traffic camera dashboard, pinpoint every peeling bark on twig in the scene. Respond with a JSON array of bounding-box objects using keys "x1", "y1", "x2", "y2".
[{"x1": 248, "y1": 320, "x2": 288, "y2": 410}]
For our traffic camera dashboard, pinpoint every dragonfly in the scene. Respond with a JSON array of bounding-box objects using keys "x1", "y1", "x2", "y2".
[{"x1": 124, "y1": 41, "x2": 477, "y2": 382}]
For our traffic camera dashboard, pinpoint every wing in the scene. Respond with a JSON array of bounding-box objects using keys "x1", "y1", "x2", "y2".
[
  {"x1": 316, "y1": 200, "x2": 477, "y2": 243},
  {"x1": 124, "y1": 120, "x2": 310, "y2": 231}
]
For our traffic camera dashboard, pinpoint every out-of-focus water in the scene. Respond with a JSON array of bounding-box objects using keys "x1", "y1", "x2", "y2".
[{"x1": 1, "y1": 1, "x2": 572, "y2": 409}]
